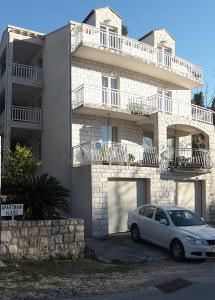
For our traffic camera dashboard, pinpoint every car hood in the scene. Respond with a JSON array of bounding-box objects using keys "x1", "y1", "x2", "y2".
[{"x1": 179, "y1": 225, "x2": 215, "y2": 240}]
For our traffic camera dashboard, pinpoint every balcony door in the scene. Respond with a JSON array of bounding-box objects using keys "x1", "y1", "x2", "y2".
[
  {"x1": 167, "y1": 136, "x2": 176, "y2": 162},
  {"x1": 100, "y1": 25, "x2": 119, "y2": 49},
  {"x1": 101, "y1": 125, "x2": 118, "y2": 143},
  {"x1": 99, "y1": 125, "x2": 121, "y2": 163},
  {"x1": 158, "y1": 90, "x2": 172, "y2": 113},
  {"x1": 102, "y1": 76, "x2": 120, "y2": 107},
  {"x1": 157, "y1": 45, "x2": 171, "y2": 67}
]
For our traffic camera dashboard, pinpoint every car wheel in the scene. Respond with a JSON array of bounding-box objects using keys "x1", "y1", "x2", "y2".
[
  {"x1": 131, "y1": 224, "x2": 141, "y2": 243},
  {"x1": 170, "y1": 239, "x2": 185, "y2": 262}
]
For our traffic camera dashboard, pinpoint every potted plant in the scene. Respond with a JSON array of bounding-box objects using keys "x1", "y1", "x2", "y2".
[
  {"x1": 128, "y1": 153, "x2": 135, "y2": 166},
  {"x1": 99, "y1": 145, "x2": 109, "y2": 165}
]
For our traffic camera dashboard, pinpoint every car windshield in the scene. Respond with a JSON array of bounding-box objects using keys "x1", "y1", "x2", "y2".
[{"x1": 167, "y1": 210, "x2": 205, "y2": 227}]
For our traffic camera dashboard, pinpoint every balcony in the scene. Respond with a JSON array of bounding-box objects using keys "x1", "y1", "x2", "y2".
[
  {"x1": 73, "y1": 141, "x2": 158, "y2": 167},
  {"x1": 160, "y1": 148, "x2": 213, "y2": 173},
  {"x1": 11, "y1": 105, "x2": 42, "y2": 129},
  {"x1": 12, "y1": 63, "x2": 43, "y2": 87},
  {"x1": 73, "y1": 84, "x2": 214, "y2": 125},
  {"x1": 71, "y1": 24, "x2": 203, "y2": 89},
  {"x1": 73, "y1": 84, "x2": 158, "y2": 121}
]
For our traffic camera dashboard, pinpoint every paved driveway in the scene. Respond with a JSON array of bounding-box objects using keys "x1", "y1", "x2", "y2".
[{"x1": 85, "y1": 232, "x2": 169, "y2": 263}]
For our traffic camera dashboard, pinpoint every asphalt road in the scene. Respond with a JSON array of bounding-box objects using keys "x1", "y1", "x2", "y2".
[
  {"x1": 67, "y1": 282, "x2": 215, "y2": 300},
  {"x1": 61, "y1": 260, "x2": 215, "y2": 300}
]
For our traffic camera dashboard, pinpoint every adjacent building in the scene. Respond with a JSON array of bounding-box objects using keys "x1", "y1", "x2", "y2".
[{"x1": 0, "y1": 6, "x2": 215, "y2": 236}]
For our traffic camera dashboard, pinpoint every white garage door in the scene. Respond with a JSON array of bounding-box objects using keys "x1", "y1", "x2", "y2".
[
  {"x1": 176, "y1": 181, "x2": 202, "y2": 216},
  {"x1": 108, "y1": 179, "x2": 147, "y2": 234}
]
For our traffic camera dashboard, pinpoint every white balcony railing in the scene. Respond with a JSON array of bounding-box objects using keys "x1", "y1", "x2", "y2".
[
  {"x1": 12, "y1": 63, "x2": 43, "y2": 82},
  {"x1": 160, "y1": 148, "x2": 213, "y2": 171},
  {"x1": 73, "y1": 84, "x2": 214, "y2": 124},
  {"x1": 11, "y1": 106, "x2": 42, "y2": 124},
  {"x1": 72, "y1": 24, "x2": 203, "y2": 83},
  {"x1": 73, "y1": 141, "x2": 158, "y2": 167},
  {"x1": 73, "y1": 83, "x2": 158, "y2": 115}
]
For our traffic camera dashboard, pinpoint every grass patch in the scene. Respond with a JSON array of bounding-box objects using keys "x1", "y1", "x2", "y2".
[{"x1": 1, "y1": 257, "x2": 129, "y2": 278}]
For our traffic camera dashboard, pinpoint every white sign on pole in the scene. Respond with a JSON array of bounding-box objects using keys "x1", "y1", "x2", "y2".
[{"x1": 1, "y1": 204, "x2": 24, "y2": 219}]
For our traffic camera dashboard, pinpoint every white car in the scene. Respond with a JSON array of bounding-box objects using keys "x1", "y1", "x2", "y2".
[{"x1": 128, "y1": 204, "x2": 215, "y2": 261}]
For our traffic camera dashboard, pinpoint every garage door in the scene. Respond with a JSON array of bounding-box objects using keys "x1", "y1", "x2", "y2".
[
  {"x1": 108, "y1": 179, "x2": 148, "y2": 234},
  {"x1": 176, "y1": 181, "x2": 202, "y2": 216}
]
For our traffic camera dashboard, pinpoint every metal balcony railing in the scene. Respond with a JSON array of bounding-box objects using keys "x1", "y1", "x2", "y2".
[
  {"x1": 73, "y1": 83, "x2": 157, "y2": 115},
  {"x1": 12, "y1": 63, "x2": 43, "y2": 82},
  {"x1": 160, "y1": 148, "x2": 213, "y2": 171},
  {"x1": 71, "y1": 24, "x2": 203, "y2": 83},
  {"x1": 73, "y1": 84, "x2": 214, "y2": 124},
  {"x1": 11, "y1": 106, "x2": 42, "y2": 124},
  {"x1": 73, "y1": 141, "x2": 158, "y2": 167}
]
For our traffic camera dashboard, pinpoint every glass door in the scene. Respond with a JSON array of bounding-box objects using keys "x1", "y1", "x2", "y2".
[
  {"x1": 158, "y1": 90, "x2": 172, "y2": 113},
  {"x1": 102, "y1": 76, "x2": 109, "y2": 105},
  {"x1": 157, "y1": 45, "x2": 171, "y2": 67},
  {"x1": 102, "y1": 76, "x2": 119, "y2": 107},
  {"x1": 167, "y1": 136, "x2": 176, "y2": 162},
  {"x1": 100, "y1": 25, "x2": 117, "y2": 49}
]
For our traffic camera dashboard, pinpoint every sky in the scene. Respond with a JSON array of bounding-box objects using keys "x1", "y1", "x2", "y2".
[{"x1": 1, "y1": 0, "x2": 215, "y2": 105}]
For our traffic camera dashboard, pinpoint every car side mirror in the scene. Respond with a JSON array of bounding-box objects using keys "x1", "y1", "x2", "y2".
[{"x1": 160, "y1": 219, "x2": 168, "y2": 225}]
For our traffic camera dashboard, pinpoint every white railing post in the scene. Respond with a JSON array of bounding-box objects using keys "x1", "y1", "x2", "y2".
[
  {"x1": 73, "y1": 84, "x2": 214, "y2": 124},
  {"x1": 72, "y1": 141, "x2": 158, "y2": 167},
  {"x1": 71, "y1": 24, "x2": 203, "y2": 83},
  {"x1": 11, "y1": 106, "x2": 42, "y2": 124},
  {"x1": 12, "y1": 63, "x2": 43, "y2": 82}
]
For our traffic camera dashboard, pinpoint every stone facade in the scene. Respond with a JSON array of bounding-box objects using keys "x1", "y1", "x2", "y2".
[
  {"x1": 1, "y1": 6, "x2": 213, "y2": 238},
  {"x1": 0, "y1": 218, "x2": 85, "y2": 259}
]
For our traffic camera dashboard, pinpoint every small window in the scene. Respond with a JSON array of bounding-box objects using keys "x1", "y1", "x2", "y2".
[
  {"x1": 143, "y1": 132, "x2": 153, "y2": 147},
  {"x1": 139, "y1": 207, "x2": 145, "y2": 216},
  {"x1": 141, "y1": 206, "x2": 155, "y2": 219},
  {"x1": 155, "y1": 208, "x2": 169, "y2": 224},
  {"x1": 112, "y1": 127, "x2": 118, "y2": 143}
]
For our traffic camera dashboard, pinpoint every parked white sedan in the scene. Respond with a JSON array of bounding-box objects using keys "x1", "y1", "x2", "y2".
[{"x1": 128, "y1": 204, "x2": 215, "y2": 261}]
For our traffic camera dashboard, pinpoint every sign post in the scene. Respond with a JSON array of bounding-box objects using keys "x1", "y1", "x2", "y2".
[{"x1": 1, "y1": 204, "x2": 24, "y2": 220}]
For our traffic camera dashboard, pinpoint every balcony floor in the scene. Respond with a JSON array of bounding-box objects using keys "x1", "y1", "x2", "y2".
[
  {"x1": 10, "y1": 121, "x2": 42, "y2": 130},
  {"x1": 73, "y1": 103, "x2": 152, "y2": 123},
  {"x1": 73, "y1": 44, "x2": 201, "y2": 90}
]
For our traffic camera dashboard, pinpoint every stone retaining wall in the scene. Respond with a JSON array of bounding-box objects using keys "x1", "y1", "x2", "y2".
[{"x1": 0, "y1": 218, "x2": 85, "y2": 259}]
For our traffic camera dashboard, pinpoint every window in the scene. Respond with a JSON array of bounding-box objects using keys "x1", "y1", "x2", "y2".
[
  {"x1": 102, "y1": 76, "x2": 119, "y2": 107},
  {"x1": 139, "y1": 206, "x2": 145, "y2": 216},
  {"x1": 101, "y1": 125, "x2": 118, "y2": 143},
  {"x1": 158, "y1": 90, "x2": 172, "y2": 113},
  {"x1": 100, "y1": 25, "x2": 118, "y2": 49},
  {"x1": 155, "y1": 208, "x2": 169, "y2": 224},
  {"x1": 140, "y1": 206, "x2": 155, "y2": 219},
  {"x1": 167, "y1": 136, "x2": 175, "y2": 161},
  {"x1": 112, "y1": 127, "x2": 118, "y2": 143},
  {"x1": 143, "y1": 132, "x2": 153, "y2": 147},
  {"x1": 157, "y1": 45, "x2": 172, "y2": 67}
]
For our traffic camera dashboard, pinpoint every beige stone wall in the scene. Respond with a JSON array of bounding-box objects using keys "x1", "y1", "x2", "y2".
[
  {"x1": 72, "y1": 113, "x2": 144, "y2": 147},
  {"x1": 154, "y1": 29, "x2": 175, "y2": 54},
  {"x1": 0, "y1": 218, "x2": 85, "y2": 259},
  {"x1": 139, "y1": 29, "x2": 175, "y2": 55},
  {"x1": 90, "y1": 163, "x2": 215, "y2": 237},
  {"x1": 72, "y1": 57, "x2": 188, "y2": 97},
  {"x1": 90, "y1": 165, "x2": 175, "y2": 236},
  {"x1": 95, "y1": 7, "x2": 122, "y2": 35}
]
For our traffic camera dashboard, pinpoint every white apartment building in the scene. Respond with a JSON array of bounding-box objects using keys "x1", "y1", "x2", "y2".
[{"x1": 0, "y1": 6, "x2": 215, "y2": 236}]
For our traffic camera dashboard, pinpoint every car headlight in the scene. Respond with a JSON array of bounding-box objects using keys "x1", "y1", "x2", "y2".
[{"x1": 186, "y1": 235, "x2": 208, "y2": 246}]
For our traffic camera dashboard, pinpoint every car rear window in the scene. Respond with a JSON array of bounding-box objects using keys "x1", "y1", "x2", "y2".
[{"x1": 139, "y1": 206, "x2": 155, "y2": 218}]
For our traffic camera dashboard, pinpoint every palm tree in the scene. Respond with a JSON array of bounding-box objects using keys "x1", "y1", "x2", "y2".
[{"x1": 15, "y1": 174, "x2": 70, "y2": 220}]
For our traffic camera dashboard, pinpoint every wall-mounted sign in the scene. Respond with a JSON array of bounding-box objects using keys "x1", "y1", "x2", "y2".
[{"x1": 1, "y1": 204, "x2": 23, "y2": 220}]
